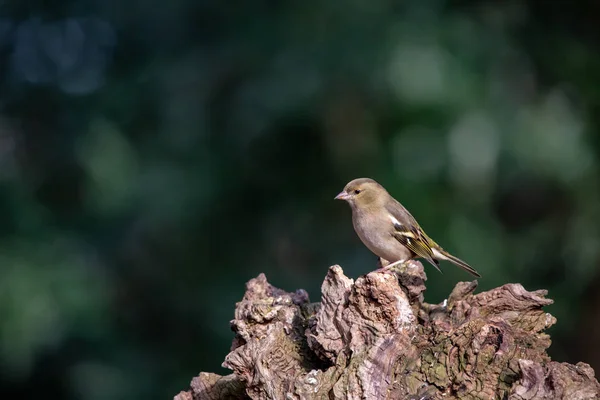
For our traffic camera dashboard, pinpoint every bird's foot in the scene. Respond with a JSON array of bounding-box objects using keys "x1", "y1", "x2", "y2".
[{"x1": 378, "y1": 258, "x2": 408, "y2": 272}]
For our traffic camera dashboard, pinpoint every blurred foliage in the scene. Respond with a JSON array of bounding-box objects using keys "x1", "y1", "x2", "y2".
[{"x1": 1, "y1": 0, "x2": 600, "y2": 399}]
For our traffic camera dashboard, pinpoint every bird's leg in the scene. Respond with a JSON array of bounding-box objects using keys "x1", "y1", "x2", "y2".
[{"x1": 379, "y1": 258, "x2": 407, "y2": 271}]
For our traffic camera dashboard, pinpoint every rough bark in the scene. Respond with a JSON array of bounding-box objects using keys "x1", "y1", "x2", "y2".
[{"x1": 175, "y1": 261, "x2": 600, "y2": 400}]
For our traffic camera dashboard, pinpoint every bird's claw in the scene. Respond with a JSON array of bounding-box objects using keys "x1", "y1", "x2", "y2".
[{"x1": 378, "y1": 258, "x2": 409, "y2": 272}]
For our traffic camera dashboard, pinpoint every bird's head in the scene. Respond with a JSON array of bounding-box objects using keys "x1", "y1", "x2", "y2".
[{"x1": 335, "y1": 178, "x2": 387, "y2": 209}]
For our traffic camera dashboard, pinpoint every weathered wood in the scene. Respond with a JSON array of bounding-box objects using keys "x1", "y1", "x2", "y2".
[{"x1": 176, "y1": 261, "x2": 599, "y2": 399}]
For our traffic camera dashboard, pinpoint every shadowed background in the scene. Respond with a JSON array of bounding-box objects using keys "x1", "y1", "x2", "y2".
[{"x1": 1, "y1": 0, "x2": 599, "y2": 399}]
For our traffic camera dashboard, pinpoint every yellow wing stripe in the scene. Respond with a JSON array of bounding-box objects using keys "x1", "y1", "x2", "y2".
[{"x1": 391, "y1": 223, "x2": 442, "y2": 272}]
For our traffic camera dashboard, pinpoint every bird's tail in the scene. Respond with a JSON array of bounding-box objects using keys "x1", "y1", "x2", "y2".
[{"x1": 432, "y1": 248, "x2": 481, "y2": 278}]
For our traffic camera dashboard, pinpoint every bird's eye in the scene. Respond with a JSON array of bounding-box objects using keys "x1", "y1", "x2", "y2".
[{"x1": 354, "y1": 189, "x2": 361, "y2": 195}]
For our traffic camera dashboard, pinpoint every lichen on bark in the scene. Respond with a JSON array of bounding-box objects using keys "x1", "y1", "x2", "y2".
[{"x1": 175, "y1": 261, "x2": 600, "y2": 400}]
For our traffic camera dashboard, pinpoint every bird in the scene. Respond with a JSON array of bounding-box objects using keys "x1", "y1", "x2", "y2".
[{"x1": 335, "y1": 178, "x2": 481, "y2": 278}]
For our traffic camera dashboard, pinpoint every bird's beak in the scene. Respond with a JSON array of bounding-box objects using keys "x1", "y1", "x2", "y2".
[{"x1": 334, "y1": 191, "x2": 350, "y2": 200}]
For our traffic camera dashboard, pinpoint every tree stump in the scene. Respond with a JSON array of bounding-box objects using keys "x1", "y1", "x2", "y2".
[{"x1": 174, "y1": 262, "x2": 600, "y2": 399}]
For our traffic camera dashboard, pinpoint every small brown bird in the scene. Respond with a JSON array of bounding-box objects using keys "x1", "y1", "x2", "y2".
[{"x1": 335, "y1": 178, "x2": 480, "y2": 277}]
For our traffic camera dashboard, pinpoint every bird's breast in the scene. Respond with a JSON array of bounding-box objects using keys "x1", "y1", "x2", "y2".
[{"x1": 351, "y1": 210, "x2": 411, "y2": 262}]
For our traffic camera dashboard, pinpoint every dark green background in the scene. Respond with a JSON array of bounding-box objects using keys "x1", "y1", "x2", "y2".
[{"x1": 1, "y1": 1, "x2": 600, "y2": 399}]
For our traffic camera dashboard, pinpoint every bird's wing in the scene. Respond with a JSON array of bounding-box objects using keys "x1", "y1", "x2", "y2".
[{"x1": 385, "y1": 200, "x2": 442, "y2": 273}]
